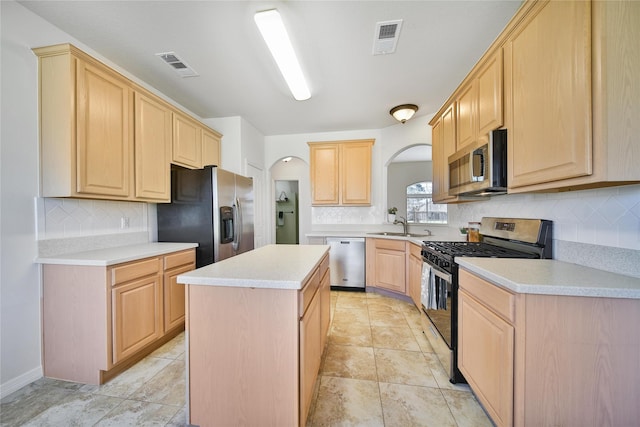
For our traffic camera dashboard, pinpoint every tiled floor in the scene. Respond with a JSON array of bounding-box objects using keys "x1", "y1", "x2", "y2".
[
  {"x1": 307, "y1": 290, "x2": 492, "y2": 427},
  {"x1": 1, "y1": 291, "x2": 492, "y2": 426}
]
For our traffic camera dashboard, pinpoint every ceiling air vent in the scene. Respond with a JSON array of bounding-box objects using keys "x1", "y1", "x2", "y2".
[
  {"x1": 155, "y1": 52, "x2": 199, "y2": 78},
  {"x1": 372, "y1": 19, "x2": 403, "y2": 55}
]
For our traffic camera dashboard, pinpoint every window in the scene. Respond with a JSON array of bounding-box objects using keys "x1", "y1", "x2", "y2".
[{"x1": 406, "y1": 182, "x2": 447, "y2": 224}]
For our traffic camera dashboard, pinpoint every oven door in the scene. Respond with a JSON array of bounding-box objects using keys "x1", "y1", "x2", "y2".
[
  {"x1": 420, "y1": 260, "x2": 466, "y2": 383},
  {"x1": 421, "y1": 263, "x2": 453, "y2": 348}
]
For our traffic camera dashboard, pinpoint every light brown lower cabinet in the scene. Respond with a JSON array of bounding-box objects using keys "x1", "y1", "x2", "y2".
[
  {"x1": 112, "y1": 272, "x2": 163, "y2": 364},
  {"x1": 42, "y1": 248, "x2": 195, "y2": 384},
  {"x1": 319, "y1": 253, "x2": 331, "y2": 350},
  {"x1": 367, "y1": 238, "x2": 407, "y2": 294},
  {"x1": 458, "y1": 268, "x2": 640, "y2": 427},
  {"x1": 187, "y1": 253, "x2": 330, "y2": 427},
  {"x1": 408, "y1": 243, "x2": 423, "y2": 308}
]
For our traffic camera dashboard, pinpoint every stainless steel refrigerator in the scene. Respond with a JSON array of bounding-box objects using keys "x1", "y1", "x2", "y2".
[{"x1": 157, "y1": 165, "x2": 254, "y2": 268}]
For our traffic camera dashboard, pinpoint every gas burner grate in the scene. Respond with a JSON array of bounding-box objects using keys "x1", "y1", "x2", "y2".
[{"x1": 422, "y1": 241, "x2": 538, "y2": 259}]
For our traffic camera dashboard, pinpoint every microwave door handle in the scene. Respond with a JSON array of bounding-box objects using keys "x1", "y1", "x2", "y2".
[{"x1": 472, "y1": 150, "x2": 483, "y2": 181}]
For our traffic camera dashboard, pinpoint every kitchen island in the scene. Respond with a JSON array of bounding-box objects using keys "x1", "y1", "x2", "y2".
[
  {"x1": 177, "y1": 244, "x2": 331, "y2": 427},
  {"x1": 456, "y1": 258, "x2": 640, "y2": 427}
]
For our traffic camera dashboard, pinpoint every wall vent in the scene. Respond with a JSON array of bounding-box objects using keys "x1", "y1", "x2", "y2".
[
  {"x1": 372, "y1": 19, "x2": 403, "y2": 55},
  {"x1": 155, "y1": 52, "x2": 199, "y2": 78}
]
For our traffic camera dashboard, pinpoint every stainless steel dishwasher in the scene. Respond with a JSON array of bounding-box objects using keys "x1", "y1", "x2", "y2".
[{"x1": 326, "y1": 237, "x2": 365, "y2": 290}]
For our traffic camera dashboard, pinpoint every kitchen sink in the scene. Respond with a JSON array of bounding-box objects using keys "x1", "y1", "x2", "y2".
[{"x1": 367, "y1": 232, "x2": 432, "y2": 238}]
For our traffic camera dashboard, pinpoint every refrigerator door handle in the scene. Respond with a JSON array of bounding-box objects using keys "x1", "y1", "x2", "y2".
[{"x1": 232, "y1": 197, "x2": 242, "y2": 251}]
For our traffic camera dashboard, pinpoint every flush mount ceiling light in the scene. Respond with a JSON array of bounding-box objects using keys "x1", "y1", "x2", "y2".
[
  {"x1": 390, "y1": 104, "x2": 419, "y2": 123},
  {"x1": 254, "y1": 9, "x2": 311, "y2": 101},
  {"x1": 282, "y1": 157, "x2": 292, "y2": 162}
]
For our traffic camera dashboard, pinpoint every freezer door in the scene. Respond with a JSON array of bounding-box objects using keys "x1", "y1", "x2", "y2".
[
  {"x1": 157, "y1": 166, "x2": 214, "y2": 268},
  {"x1": 213, "y1": 168, "x2": 236, "y2": 262}
]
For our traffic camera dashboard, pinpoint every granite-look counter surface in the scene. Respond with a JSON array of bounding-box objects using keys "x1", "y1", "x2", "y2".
[
  {"x1": 457, "y1": 258, "x2": 640, "y2": 299},
  {"x1": 178, "y1": 244, "x2": 330, "y2": 290},
  {"x1": 35, "y1": 242, "x2": 198, "y2": 266}
]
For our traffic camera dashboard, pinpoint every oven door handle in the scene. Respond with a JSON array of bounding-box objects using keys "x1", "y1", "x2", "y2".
[{"x1": 430, "y1": 266, "x2": 452, "y2": 283}]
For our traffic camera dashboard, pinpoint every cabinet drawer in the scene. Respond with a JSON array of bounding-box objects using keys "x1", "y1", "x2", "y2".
[
  {"x1": 299, "y1": 268, "x2": 320, "y2": 318},
  {"x1": 164, "y1": 249, "x2": 195, "y2": 270},
  {"x1": 373, "y1": 238, "x2": 406, "y2": 251},
  {"x1": 459, "y1": 269, "x2": 515, "y2": 323},
  {"x1": 111, "y1": 258, "x2": 161, "y2": 286}
]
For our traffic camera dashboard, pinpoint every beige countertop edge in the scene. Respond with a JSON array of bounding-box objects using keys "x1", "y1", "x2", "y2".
[
  {"x1": 34, "y1": 242, "x2": 199, "y2": 266},
  {"x1": 178, "y1": 244, "x2": 330, "y2": 290},
  {"x1": 457, "y1": 258, "x2": 640, "y2": 299}
]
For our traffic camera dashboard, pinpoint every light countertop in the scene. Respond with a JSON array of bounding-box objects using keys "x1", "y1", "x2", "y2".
[
  {"x1": 178, "y1": 244, "x2": 330, "y2": 290},
  {"x1": 457, "y1": 258, "x2": 640, "y2": 299},
  {"x1": 35, "y1": 242, "x2": 198, "y2": 266},
  {"x1": 306, "y1": 231, "x2": 466, "y2": 246}
]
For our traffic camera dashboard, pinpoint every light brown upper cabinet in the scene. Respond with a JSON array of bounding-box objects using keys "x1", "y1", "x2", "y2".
[
  {"x1": 172, "y1": 110, "x2": 222, "y2": 170},
  {"x1": 504, "y1": 0, "x2": 592, "y2": 189},
  {"x1": 430, "y1": 0, "x2": 640, "y2": 197},
  {"x1": 134, "y1": 92, "x2": 172, "y2": 202},
  {"x1": 456, "y1": 50, "x2": 503, "y2": 151},
  {"x1": 34, "y1": 43, "x2": 224, "y2": 202},
  {"x1": 202, "y1": 128, "x2": 222, "y2": 167},
  {"x1": 505, "y1": 0, "x2": 640, "y2": 192},
  {"x1": 34, "y1": 44, "x2": 134, "y2": 200},
  {"x1": 308, "y1": 139, "x2": 374, "y2": 206},
  {"x1": 432, "y1": 103, "x2": 458, "y2": 203},
  {"x1": 172, "y1": 111, "x2": 202, "y2": 169}
]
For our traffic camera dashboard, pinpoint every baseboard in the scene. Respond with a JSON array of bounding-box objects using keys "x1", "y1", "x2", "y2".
[{"x1": 0, "y1": 366, "x2": 43, "y2": 399}]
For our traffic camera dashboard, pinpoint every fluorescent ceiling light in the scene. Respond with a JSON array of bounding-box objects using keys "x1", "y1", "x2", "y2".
[{"x1": 254, "y1": 9, "x2": 311, "y2": 101}]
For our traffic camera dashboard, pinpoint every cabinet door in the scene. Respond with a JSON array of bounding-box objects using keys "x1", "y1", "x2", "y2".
[
  {"x1": 456, "y1": 82, "x2": 476, "y2": 150},
  {"x1": 163, "y1": 263, "x2": 193, "y2": 333},
  {"x1": 408, "y1": 250, "x2": 422, "y2": 308},
  {"x1": 310, "y1": 144, "x2": 340, "y2": 205},
  {"x1": 433, "y1": 103, "x2": 457, "y2": 203},
  {"x1": 341, "y1": 142, "x2": 372, "y2": 205},
  {"x1": 319, "y1": 263, "x2": 331, "y2": 349},
  {"x1": 431, "y1": 117, "x2": 445, "y2": 202},
  {"x1": 300, "y1": 289, "x2": 321, "y2": 426},
  {"x1": 477, "y1": 49, "x2": 503, "y2": 139},
  {"x1": 506, "y1": 0, "x2": 592, "y2": 188},
  {"x1": 459, "y1": 289, "x2": 514, "y2": 427},
  {"x1": 134, "y1": 92, "x2": 171, "y2": 201},
  {"x1": 172, "y1": 111, "x2": 202, "y2": 169},
  {"x1": 112, "y1": 275, "x2": 163, "y2": 364},
  {"x1": 76, "y1": 59, "x2": 132, "y2": 197},
  {"x1": 375, "y1": 248, "x2": 406, "y2": 293},
  {"x1": 202, "y1": 129, "x2": 221, "y2": 167}
]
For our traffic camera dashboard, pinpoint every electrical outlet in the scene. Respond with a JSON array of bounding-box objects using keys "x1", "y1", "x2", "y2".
[{"x1": 120, "y1": 217, "x2": 130, "y2": 229}]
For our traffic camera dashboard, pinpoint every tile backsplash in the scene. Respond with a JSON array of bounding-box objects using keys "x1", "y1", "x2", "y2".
[
  {"x1": 448, "y1": 184, "x2": 640, "y2": 250},
  {"x1": 36, "y1": 198, "x2": 148, "y2": 240}
]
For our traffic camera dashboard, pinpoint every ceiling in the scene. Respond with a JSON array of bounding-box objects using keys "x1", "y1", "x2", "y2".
[{"x1": 19, "y1": 0, "x2": 522, "y2": 137}]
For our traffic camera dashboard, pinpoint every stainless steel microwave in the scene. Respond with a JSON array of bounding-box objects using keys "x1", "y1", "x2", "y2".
[{"x1": 448, "y1": 129, "x2": 507, "y2": 197}]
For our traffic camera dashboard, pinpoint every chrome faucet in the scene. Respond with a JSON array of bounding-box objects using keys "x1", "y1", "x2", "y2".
[{"x1": 393, "y1": 216, "x2": 408, "y2": 235}]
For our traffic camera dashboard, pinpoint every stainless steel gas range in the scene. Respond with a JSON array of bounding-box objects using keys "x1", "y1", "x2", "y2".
[{"x1": 420, "y1": 217, "x2": 552, "y2": 383}]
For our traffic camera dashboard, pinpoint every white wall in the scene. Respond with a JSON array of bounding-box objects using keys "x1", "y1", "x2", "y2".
[
  {"x1": 387, "y1": 161, "x2": 433, "y2": 220},
  {"x1": 1, "y1": 1, "x2": 45, "y2": 396}
]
